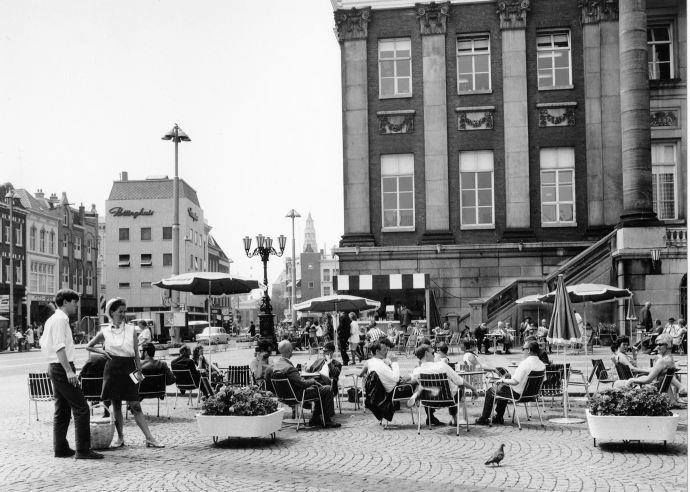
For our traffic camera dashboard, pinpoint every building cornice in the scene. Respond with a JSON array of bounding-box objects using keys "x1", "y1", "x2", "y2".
[
  {"x1": 332, "y1": 0, "x2": 492, "y2": 10},
  {"x1": 334, "y1": 7, "x2": 372, "y2": 41},
  {"x1": 497, "y1": 0, "x2": 530, "y2": 30},
  {"x1": 415, "y1": 2, "x2": 451, "y2": 35},
  {"x1": 578, "y1": 0, "x2": 618, "y2": 25}
]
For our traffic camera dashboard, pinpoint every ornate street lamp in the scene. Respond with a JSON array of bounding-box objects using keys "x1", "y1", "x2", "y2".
[
  {"x1": 243, "y1": 234, "x2": 286, "y2": 349},
  {"x1": 162, "y1": 124, "x2": 190, "y2": 342}
]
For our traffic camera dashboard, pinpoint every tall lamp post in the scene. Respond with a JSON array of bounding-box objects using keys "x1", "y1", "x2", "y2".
[
  {"x1": 5, "y1": 189, "x2": 15, "y2": 351},
  {"x1": 243, "y1": 234, "x2": 286, "y2": 349},
  {"x1": 162, "y1": 124, "x2": 190, "y2": 342},
  {"x1": 285, "y1": 209, "x2": 300, "y2": 327}
]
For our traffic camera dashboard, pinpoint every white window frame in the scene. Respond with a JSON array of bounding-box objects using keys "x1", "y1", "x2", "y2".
[
  {"x1": 118, "y1": 254, "x2": 130, "y2": 268},
  {"x1": 140, "y1": 253, "x2": 153, "y2": 267},
  {"x1": 648, "y1": 24, "x2": 674, "y2": 80},
  {"x1": 49, "y1": 231, "x2": 55, "y2": 254},
  {"x1": 378, "y1": 38, "x2": 412, "y2": 99},
  {"x1": 15, "y1": 224, "x2": 22, "y2": 246},
  {"x1": 456, "y1": 34, "x2": 491, "y2": 94},
  {"x1": 62, "y1": 265, "x2": 69, "y2": 288},
  {"x1": 540, "y1": 148, "x2": 577, "y2": 227},
  {"x1": 537, "y1": 30, "x2": 572, "y2": 90},
  {"x1": 459, "y1": 150, "x2": 495, "y2": 229},
  {"x1": 651, "y1": 142, "x2": 678, "y2": 220},
  {"x1": 381, "y1": 154, "x2": 415, "y2": 232},
  {"x1": 39, "y1": 229, "x2": 46, "y2": 253},
  {"x1": 29, "y1": 226, "x2": 36, "y2": 251}
]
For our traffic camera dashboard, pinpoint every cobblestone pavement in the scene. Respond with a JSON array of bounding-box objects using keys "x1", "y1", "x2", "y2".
[{"x1": 0, "y1": 345, "x2": 687, "y2": 491}]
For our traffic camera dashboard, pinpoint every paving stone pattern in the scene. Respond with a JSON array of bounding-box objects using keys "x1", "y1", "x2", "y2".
[{"x1": 1, "y1": 346, "x2": 687, "y2": 491}]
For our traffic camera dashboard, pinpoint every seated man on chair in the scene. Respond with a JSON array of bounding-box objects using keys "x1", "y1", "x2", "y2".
[
  {"x1": 410, "y1": 344, "x2": 478, "y2": 426},
  {"x1": 266, "y1": 340, "x2": 341, "y2": 429},
  {"x1": 475, "y1": 340, "x2": 545, "y2": 425},
  {"x1": 141, "y1": 343, "x2": 176, "y2": 385},
  {"x1": 306, "y1": 341, "x2": 342, "y2": 390},
  {"x1": 171, "y1": 345, "x2": 212, "y2": 397},
  {"x1": 359, "y1": 339, "x2": 410, "y2": 395}
]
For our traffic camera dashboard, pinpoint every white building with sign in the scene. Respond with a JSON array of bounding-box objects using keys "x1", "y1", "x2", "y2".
[{"x1": 104, "y1": 172, "x2": 208, "y2": 318}]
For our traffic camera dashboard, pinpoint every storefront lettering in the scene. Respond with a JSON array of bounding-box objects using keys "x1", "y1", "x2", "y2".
[
  {"x1": 109, "y1": 207, "x2": 154, "y2": 219},
  {"x1": 188, "y1": 208, "x2": 199, "y2": 222}
]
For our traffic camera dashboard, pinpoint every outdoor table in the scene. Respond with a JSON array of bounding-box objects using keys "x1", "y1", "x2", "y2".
[
  {"x1": 485, "y1": 333, "x2": 503, "y2": 354},
  {"x1": 457, "y1": 370, "x2": 486, "y2": 395}
]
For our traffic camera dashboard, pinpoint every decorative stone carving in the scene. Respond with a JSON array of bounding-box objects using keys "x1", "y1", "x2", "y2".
[
  {"x1": 579, "y1": 0, "x2": 619, "y2": 25},
  {"x1": 377, "y1": 110, "x2": 416, "y2": 134},
  {"x1": 650, "y1": 110, "x2": 678, "y2": 128},
  {"x1": 455, "y1": 106, "x2": 495, "y2": 131},
  {"x1": 497, "y1": 0, "x2": 530, "y2": 30},
  {"x1": 415, "y1": 2, "x2": 450, "y2": 35},
  {"x1": 536, "y1": 102, "x2": 577, "y2": 127},
  {"x1": 334, "y1": 7, "x2": 371, "y2": 42}
]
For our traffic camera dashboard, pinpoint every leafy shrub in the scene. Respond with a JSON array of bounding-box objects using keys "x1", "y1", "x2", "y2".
[
  {"x1": 201, "y1": 385, "x2": 278, "y2": 417},
  {"x1": 589, "y1": 386, "x2": 672, "y2": 416}
]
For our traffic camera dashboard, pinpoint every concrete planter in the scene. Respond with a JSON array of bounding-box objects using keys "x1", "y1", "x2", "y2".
[
  {"x1": 196, "y1": 409, "x2": 284, "y2": 444},
  {"x1": 585, "y1": 410, "x2": 679, "y2": 447}
]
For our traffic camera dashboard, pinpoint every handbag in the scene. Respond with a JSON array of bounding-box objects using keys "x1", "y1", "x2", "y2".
[{"x1": 89, "y1": 404, "x2": 114, "y2": 449}]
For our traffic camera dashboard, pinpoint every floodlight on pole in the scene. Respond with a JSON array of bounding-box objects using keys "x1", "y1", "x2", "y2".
[{"x1": 285, "y1": 209, "x2": 301, "y2": 328}]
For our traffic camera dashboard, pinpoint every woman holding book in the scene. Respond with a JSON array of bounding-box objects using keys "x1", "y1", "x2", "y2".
[{"x1": 86, "y1": 297, "x2": 163, "y2": 448}]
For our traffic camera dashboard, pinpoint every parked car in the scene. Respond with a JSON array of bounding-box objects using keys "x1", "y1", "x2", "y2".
[{"x1": 195, "y1": 326, "x2": 231, "y2": 344}]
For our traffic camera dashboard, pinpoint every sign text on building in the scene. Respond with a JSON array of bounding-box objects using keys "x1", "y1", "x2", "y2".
[{"x1": 109, "y1": 207, "x2": 154, "y2": 219}]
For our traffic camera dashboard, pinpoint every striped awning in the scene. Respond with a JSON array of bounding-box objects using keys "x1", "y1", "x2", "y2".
[{"x1": 334, "y1": 273, "x2": 429, "y2": 292}]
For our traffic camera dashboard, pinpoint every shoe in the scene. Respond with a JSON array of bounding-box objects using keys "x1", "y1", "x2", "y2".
[
  {"x1": 111, "y1": 438, "x2": 125, "y2": 448},
  {"x1": 323, "y1": 421, "x2": 341, "y2": 429},
  {"x1": 145, "y1": 439, "x2": 164, "y2": 448},
  {"x1": 491, "y1": 416, "x2": 505, "y2": 425},
  {"x1": 75, "y1": 450, "x2": 104, "y2": 460},
  {"x1": 679, "y1": 389, "x2": 688, "y2": 398},
  {"x1": 54, "y1": 448, "x2": 76, "y2": 458},
  {"x1": 474, "y1": 417, "x2": 490, "y2": 426},
  {"x1": 425, "y1": 416, "x2": 443, "y2": 426}
]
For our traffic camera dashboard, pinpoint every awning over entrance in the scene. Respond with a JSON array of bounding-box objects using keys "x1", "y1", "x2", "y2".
[{"x1": 333, "y1": 274, "x2": 435, "y2": 326}]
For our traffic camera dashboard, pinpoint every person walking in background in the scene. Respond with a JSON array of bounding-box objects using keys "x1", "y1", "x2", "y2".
[
  {"x1": 86, "y1": 298, "x2": 164, "y2": 449},
  {"x1": 41, "y1": 289, "x2": 103, "y2": 460},
  {"x1": 249, "y1": 321, "x2": 256, "y2": 338},
  {"x1": 348, "y1": 312, "x2": 361, "y2": 364},
  {"x1": 337, "y1": 312, "x2": 351, "y2": 366},
  {"x1": 24, "y1": 325, "x2": 34, "y2": 351},
  {"x1": 639, "y1": 302, "x2": 653, "y2": 332},
  {"x1": 137, "y1": 320, "x2": 152, "y2": 356}
]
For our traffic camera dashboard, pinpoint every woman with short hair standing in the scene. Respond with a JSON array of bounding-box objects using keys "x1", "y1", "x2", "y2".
[{"x1": 86, "y1": 298, "x2": 163, "y2": 448}]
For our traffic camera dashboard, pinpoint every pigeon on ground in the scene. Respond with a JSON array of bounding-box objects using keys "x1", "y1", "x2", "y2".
[{"x1": 484, "y1": 443, "x2": 505, "y2": 466}]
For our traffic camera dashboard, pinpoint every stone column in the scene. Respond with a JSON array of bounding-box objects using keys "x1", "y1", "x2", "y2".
[
  {"x1": 619, "y1": 0, "x2": 657, "y2": 224},
  {"x1": 335, "y1": 8, "x2": 375, "y2": 245},
  {"x1": 581, "y1": 0, "x2": 622, "y2": 226},
  {"x1": 416, "y1": 2, "x2": 453, "y2": 242},
  {"x1": 498, "y1": 0, "x2": 531, "y2": 231}
]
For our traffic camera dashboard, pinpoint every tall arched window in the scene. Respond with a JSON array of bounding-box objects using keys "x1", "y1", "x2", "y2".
[
  {"x1": 39, "y1": 229, "x2": 46, "y2": 253},
  {"x1": 29, "y1": 226, "x2": 36, "y2": 251},
  {"x1": 49, "y1": 231, "x2": 55, "y2": 254},
  {"x1": 681, "y1": 274, "x2": 687, "y2": 321}
]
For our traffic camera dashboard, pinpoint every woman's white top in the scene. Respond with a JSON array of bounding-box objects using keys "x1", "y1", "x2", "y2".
[
  {"x1": 349, "y1": 321, "x2": 360, "y2": 343},
  {"x1": 138, "y1": 328, "x2": 152, "y2": 347},
  {"x1": 102, "y1": 323, "x2": 136, "y2": 357}
]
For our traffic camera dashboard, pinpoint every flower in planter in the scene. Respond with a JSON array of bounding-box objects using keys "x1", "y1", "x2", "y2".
[
  {"x1": 589, "y1": 386, "x2": 672, "y2": 417},
  {"x1": 201, "y1": 385, "x2": 278, "y2": 417}
]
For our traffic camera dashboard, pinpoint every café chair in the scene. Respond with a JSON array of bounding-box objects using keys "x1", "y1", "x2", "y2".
[
  {"x1": 657, "y1": 368, "x2": 677, "y2": 394},
  {"x1": 27, "y1": 372, "x2": 54, "y2": 422},
  {"x1": 270, "y1": 377, "x2": 324, "y2": 431},
  {"x1": 490, "y1": 370, "x2": 546, "y2": 430},
  {"x1": 80, "y1": 376, "x2": 105, "y2": 414},
  {"x1": 171, "y1": 369, "x2": 205, "y2": 408},
  {"x1": 382, "y1": 383, "x2": 416, "y2": 429},
  {"x1": 614, "y1": 362, "x2": 634, "y2": 381},
  {"x1": 540, "y1": 364, "x2": 566, "y2": 407},
  {"x1": 416, "y1": 373, "x2": 469, "y2": 436},
  {"x1": 590, "y1": 359, "x2": 616, "y2": 392},
  {"x1": 137, "y1": 374, "x2": 169, "y2": 418},
  {"x1": 226, "y1": 365, "x2": 252, "y2": 387}
]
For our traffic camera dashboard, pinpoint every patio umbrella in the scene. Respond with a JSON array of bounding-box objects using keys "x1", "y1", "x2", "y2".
[
  {"x1": 294, "y1": 294, "x2": 381, "y2": 313},
  {"x1": 538, "y1": 283, "x2": 632, "y2": 355},
  {"x1": 155, "y1": 272, "x2": 260, "y2": 372},
  {"x1": 546, "y1": 274, "x2": 584, "y2": 424}
]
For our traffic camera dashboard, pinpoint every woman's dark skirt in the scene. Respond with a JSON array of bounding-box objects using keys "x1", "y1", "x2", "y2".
[{"x1": 101, "y1": 355, "x2": 139, "y2": 402}]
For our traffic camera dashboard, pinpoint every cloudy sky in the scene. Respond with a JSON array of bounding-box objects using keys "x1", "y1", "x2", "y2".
[{"x1": 0, "y1": 0, "x2": 343, "y2": 283}]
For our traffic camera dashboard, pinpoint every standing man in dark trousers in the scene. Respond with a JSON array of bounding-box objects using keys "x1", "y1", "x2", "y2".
[
  {"x1": 41, "y1": 289, "x2": 103, "y2": 460},
  {"x1": 337, "y1": 311, "x2": 351, "y2": 366}
]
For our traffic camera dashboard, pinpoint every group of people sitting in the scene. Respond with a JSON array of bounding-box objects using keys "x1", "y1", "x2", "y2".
[{"x1": 635, "y1": 316, "x2": 687, "y2": 354}]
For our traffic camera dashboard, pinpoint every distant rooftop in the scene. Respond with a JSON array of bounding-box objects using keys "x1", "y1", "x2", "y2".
[{"x1": 108, "y1": 177, "x2": 200, "y2": 207}]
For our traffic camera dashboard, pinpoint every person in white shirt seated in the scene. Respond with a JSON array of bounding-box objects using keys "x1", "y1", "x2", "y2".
[
  {"x1": 306, "y1": 342, "x2": 343, "y2": 391},
  {"x1": 475, "y1": 340, "x2": 546, "y2": 425},
  {"x1": 359, "y1": 339, "x2": 409, "y2": 395},
  {"x1": 610, "y1": 337, "x2": 648, "y2": 376},
  {"x1": 411, "y1": 344, "x2": 478, "y2": 426},
  {"x1": 462, "y1": 350, "x2": 494, "y2": 372}
]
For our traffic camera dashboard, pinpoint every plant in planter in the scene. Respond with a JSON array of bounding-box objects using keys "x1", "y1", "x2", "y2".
[
  {"x1": 196, "y1": 385, "x2": 283, "y2": 444},
  {"x1": 586, "y1": 386, "x2": 679, "y2": 447}
]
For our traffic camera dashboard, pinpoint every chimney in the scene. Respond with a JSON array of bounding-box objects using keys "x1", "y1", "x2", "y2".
[
  {"x1": 61, "y1": 192, "x2": 69, "y2": 206},
  {"x1": 120, "y1": 171, "x2": 128, "y2": 181},
  {"x1": 49, "y1": 193, "x2": 59, "y2": 209},
  {"x1": 35, "y1": 189, "x2": 44, "y2": 199},
  {"x1": 79, "y1": 203, "x2": 85, "y2": 222}
]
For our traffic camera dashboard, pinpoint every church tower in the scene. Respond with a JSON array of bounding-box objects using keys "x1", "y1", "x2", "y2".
[{"x1": 303, "y1": 212, "x2": 317, "y2": 253}]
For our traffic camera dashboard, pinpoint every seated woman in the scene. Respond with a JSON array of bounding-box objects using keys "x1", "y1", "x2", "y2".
[
  {"x1": 171, "y1": 345, "x2": 212, "y2": 396},
  {"x1": 624, "y1": 334, "x2": 686, "y2": 407},
  {"x1": 611, "y1": 337, "x2": 648, "y2": 376},
  {"x1": 192, "y1": 344, "x2": 222, "y2": 386},
  {"x1": 249, "y1": 340, "x2": 272, "y2": 385}
]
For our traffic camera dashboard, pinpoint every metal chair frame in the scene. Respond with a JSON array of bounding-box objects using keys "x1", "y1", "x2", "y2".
[
  {"x1": 138, "y1": 373, "x2": 169, "y2": 418},
  {"x1": 270, "y1": 377, "x2": 325, "y2": 431},
  {"x1": 381, "y1": 382, "x2": 415, "y2": 429},
  {"x1": 28, "y1": 372, "x2": 54, "y2": 422},
  {"x1": 171, "y1": 369, "x2": 205, "y2": 408},
  {"x1": 490, "y1": 370, "x2": 546, "y2": 430},
  {"x1": 541, "y1": 364, "x2": 568, "y2": 407},
  {"x1": 614, "y1": 362, "x2": 634, "y2": 381},
  {"x1": 416, "y1": 373, "x2": 468, "y2": 436},
  {"x1": 226, "y1": 365, "x2": 252, "y2": 387},
  {"x1": 590, "y1": 359, "x2": 616, "y2": 392}
]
